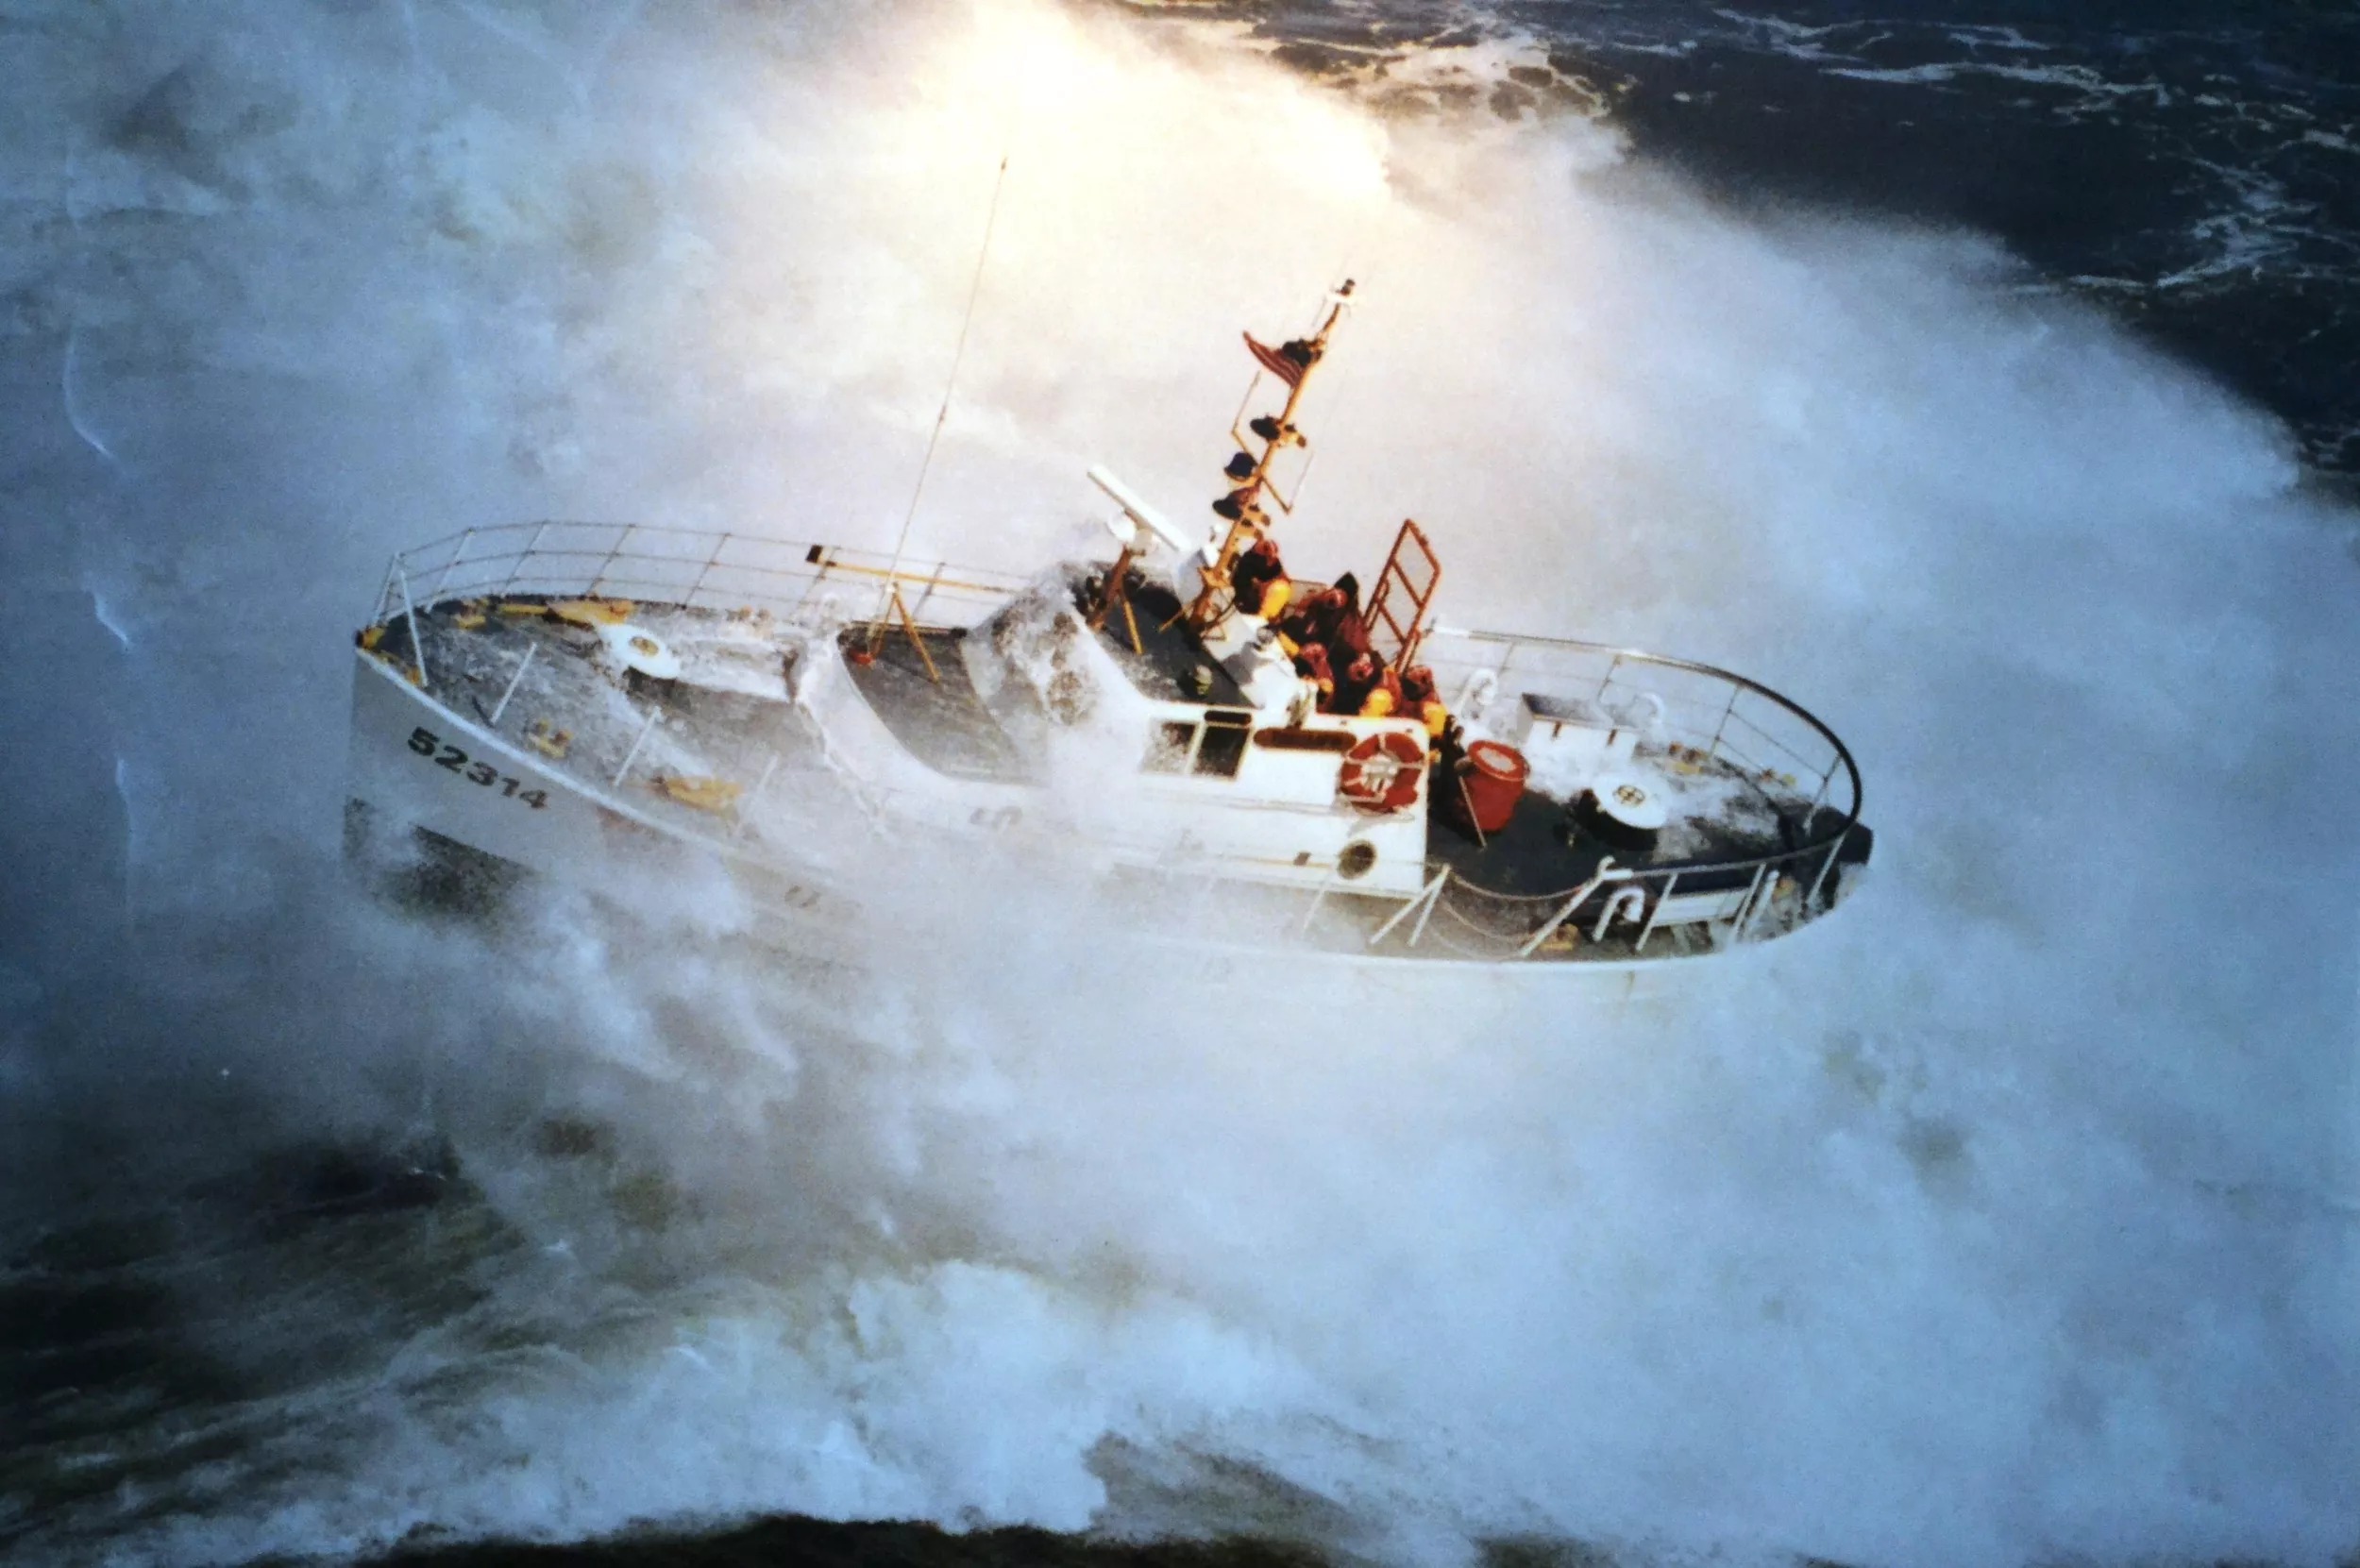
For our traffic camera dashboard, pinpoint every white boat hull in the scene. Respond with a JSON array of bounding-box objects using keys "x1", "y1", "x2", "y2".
[
  {"x1": 349, "y1": 649, "x2": 1779, "y2": 1002},
  {"x1": 346, "y1": 652, "x2": 870, "y2": 965}
]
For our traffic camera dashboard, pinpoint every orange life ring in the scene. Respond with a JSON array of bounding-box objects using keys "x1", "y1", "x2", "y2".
[{"x1": 1339, "y1": 730, "x2": 1424, "y2": 814}]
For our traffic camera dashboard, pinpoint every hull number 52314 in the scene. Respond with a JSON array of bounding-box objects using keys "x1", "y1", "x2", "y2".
[{"x1": 408, "y1": 727, "x2": 548, "y2": 808}]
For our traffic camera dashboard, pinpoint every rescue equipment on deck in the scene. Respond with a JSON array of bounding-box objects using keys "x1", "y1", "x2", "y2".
[
  {"x1": 1454, "y1": 739, "x2": 1528, "y2": 835},
  {"x1": 553, "y1": 599, "x2": 636, "y2": 627},
  {"x1": 659, "y1": 773, "x2": 743, "y2": 813},
  {"x1": 526, "y1": 718, "x2": 573, "y2": 760},
  {"x1": 598, "y1": 623, "x2": 683, "y2": 682},
  {"x1": 1589, "y1": 776, "x2": 1669, "y2": 835},
  {"x1": 1340, "y1": 730, "x2": 1424, "y2": 814}
]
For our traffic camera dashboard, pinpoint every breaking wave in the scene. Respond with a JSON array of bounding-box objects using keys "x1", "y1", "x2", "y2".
[{"x1": 2, "y1": 2, "x2": 2354, "y2": 1564}]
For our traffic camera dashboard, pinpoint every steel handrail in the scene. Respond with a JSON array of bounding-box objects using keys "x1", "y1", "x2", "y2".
[
  {"x1": 378, "y1": 531, "x2": 1863, "y2": 848},
  {"x1": 1424, "y1": 625, "x2": 1864, "y2": 851},
  {"x1": 375, "y1": 522, "x2": 1033, "y2": 632},
  {"x1": 367, "y1": 528, "x2": 1865, "y2": 962}
]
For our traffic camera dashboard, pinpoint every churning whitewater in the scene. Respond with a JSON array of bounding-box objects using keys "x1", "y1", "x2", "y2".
[{"x1": 1, "y1": 2, "x2": 2354, "y2": 1566}]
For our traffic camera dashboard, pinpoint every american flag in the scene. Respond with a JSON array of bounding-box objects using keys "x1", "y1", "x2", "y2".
[{"x1": 1244, "y1": 333, "x2": 1311, "y2": 388}]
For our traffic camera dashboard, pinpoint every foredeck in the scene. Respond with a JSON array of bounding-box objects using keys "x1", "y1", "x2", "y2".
[
  {"x1": 837, "y1": 623, "x2": 1039, "y2": 783},
  {"x1": 364, "y1": 596, "x2": 833, "y2": 848},
  {"x1": 358, "y1": 520, "x2": 1041, "y2": 836}
]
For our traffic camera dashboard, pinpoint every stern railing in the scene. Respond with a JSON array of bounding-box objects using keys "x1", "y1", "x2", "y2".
[{"x1": 1383, "y1": 627, "x2": 1866, "y2": 959}]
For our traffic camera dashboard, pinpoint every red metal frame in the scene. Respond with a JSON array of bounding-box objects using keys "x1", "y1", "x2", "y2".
[{"x1": 1365, "y1": 517, "x2": 1441, "y2": 669}]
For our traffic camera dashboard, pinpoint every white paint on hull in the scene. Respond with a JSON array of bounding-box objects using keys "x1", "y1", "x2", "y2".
[
  {"x1": 347, "y1": 652, "x2": 866, "y2": 963},
  {"x1": 348, "y1": 645, "x2": 1822, "y2": 996}
]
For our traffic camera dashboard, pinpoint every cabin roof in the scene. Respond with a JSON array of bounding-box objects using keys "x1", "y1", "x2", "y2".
[{"x1": 1081, "y1": 576, "x2": 1247, "y2": 707}]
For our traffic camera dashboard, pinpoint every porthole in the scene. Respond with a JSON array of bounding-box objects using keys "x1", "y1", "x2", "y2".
[{"x1": 1338, "y1": 840, "x2": 1377, "y2": 881}]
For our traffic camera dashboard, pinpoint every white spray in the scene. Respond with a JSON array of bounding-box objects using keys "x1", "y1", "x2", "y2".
[{"x1": 1, "y1": 2, "x2": 2353, "y2": 1566}]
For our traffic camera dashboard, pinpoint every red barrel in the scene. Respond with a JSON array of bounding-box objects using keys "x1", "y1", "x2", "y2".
[{"x1": 1456, "y1": 740, "x2": 1528, "y2": 834}]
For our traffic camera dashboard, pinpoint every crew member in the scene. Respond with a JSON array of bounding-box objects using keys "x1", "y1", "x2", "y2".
[
  {"x1": 1400, "y1": 666, "x2": 1449, "y2": 747},
  {"x1": 1294, "y1": 642, "x2": 1336, "y2": 708},
  {"x1": 1326, "y1": 572, "x2": 1373, "y2": 666},
  {"x1": 1334, "y1": 650, "x2": 1386, "y2": 717},
  {"x1": 1274, "y1": 573, "x2": 1373, "y2": 666},
  {"x1": 1229, "y1": 536, "x2": 1291, "y2": 619},
  {"x1": 1274, "y1": 584, "x2": 1342, "y2": 656}
]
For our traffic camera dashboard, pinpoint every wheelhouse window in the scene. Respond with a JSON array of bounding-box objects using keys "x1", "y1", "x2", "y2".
[
  {"x1": 1143, "y1": 720, "x2": 1195, "y2": 774},
  {"x1": 1142, "y1": 709, "x2": 1252, "y2": 779},
  {"x1": 1195, "y1": 709, "x2": 1251, "y2": 777}
]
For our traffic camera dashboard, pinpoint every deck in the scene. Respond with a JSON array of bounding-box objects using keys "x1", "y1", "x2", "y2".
[
  {"x1": 366, "y1": 598, "x2": 830, "y2": 842},
  {"x1": 1081, "y1": 574, "x2": 1247, "y2": 706},
  {"x1": 836, "y1": 622, "x2": 1040, "y2": 784},
  {"x1": 1428, "y1": 750, "x2": 1820, "y2": 899}
]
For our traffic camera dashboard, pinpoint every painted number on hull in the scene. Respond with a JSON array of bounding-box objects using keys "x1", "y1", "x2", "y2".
[{"x1": 408, "y1": 727, "x2": 547, "y2": 808}]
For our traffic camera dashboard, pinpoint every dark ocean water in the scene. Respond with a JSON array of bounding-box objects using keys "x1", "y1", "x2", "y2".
[
  {"x1": 1227, "y1": 0, "x2": 2360, "y2": 477},
  {"x1": 3, "y1": 2, "x2": 2355, "y2": 1566}
]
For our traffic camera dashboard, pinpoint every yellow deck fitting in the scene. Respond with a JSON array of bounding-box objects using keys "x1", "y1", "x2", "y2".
[
  {"x1": 451, "y1": 611, "x2": 487, "y2": 631},
  {"x1": 659, "y1": 774, "x2": 744, "y2": 813},
  {"x1": 360, "y1": 624, "x2": 386, "y2": 649},
  {"x1": 526, "y1": 720, "x2": 573, "y2": 760},
  {"x1": 497, "y1": 601, "x2": 549, "y2": 618},
  {"x1": 552, "y1": 599, "x2": 636, "y2": 627}
]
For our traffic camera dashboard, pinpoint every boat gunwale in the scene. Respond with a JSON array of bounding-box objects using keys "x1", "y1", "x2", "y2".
[{"x1": 368, "y1": 521, "x2": 1865, "y2": 905}]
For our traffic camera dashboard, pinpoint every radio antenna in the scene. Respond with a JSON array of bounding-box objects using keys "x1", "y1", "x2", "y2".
[{"x1": 868, "y1": 152, "x2": 1012, "y2": 663}]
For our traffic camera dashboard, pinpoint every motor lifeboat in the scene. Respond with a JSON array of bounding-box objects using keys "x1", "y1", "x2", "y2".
[{"x1": 346, "y1": 283, "x2": 1870, "y2": 968}]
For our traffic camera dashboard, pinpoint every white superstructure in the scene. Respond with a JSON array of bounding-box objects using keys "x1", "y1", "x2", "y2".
[{"x1": 346, "y1": 289, "x2": 1870, "y2": 967}]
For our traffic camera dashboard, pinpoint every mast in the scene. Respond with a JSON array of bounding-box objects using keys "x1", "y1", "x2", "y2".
[{"x1": 1184, "y1": 279, "x2": 1356, "y2": 629}]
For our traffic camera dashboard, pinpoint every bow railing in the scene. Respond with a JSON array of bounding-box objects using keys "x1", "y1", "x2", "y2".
[{"x1": 371, "y1": 521, "x2": 1031, "y2": 636}]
